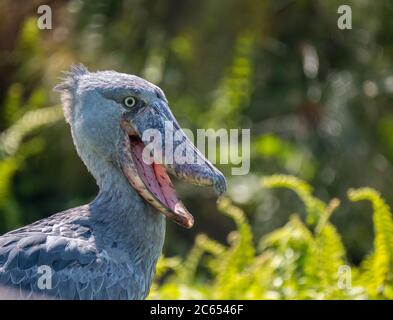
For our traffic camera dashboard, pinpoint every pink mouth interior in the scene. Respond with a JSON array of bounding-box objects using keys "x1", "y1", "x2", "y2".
[{"x1": 129, "y1": 136, "x2": 180, "y2": 211}]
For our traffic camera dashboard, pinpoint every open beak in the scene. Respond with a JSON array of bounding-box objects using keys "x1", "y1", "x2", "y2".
[{"x1": 118, "y1": 101, "x2": 227, "y2": 229}]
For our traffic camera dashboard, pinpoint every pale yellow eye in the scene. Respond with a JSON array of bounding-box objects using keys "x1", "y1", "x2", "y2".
[{"x1": 123, "y1": 96, "x2": 137, "y2": 108}]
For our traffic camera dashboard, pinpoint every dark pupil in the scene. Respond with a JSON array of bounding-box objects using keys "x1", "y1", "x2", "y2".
[{"x1": 126, "y1": 98, "x2": 134, "y2": 106}]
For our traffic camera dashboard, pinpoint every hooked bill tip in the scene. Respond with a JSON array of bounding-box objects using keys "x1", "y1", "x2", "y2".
[{"x1": 174, "y1": 202, "x2": 194, "y2": 229}]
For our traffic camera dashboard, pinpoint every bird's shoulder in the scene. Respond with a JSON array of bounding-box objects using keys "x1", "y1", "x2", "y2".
[
  {"x1": 0, "y1": 206, "x2": 146, "y2": 299},
  {"x1": 4, "y1": 205, "x2": 92, "y2": 236},
  {"x1": 0, "y1": 205, "x2": 96, "y2": 276}
]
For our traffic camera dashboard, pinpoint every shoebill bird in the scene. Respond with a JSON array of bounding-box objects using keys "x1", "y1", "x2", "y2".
[{"x1": 0, "y1": 65, "x2": 226, "y2": 299}]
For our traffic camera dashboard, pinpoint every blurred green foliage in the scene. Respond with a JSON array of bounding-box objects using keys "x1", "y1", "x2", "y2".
[
  {"x1": 150, "y1": 175, "x2": 393, "y2": 299},
  {"x1": 1, "y1": 0, "x2": 393, "y2": 299}
]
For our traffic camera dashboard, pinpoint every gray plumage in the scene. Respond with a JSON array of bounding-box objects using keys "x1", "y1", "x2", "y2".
[
  {"x1": 0, "y1": 65, "x2": 226, "y2": 300},
  {"x1": 0, "y1": 169, "x2": 164, "y2": 300}
]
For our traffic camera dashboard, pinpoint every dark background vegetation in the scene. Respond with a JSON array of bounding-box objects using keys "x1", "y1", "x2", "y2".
[{"x1": 1, "y1": 0, "x2": 393, "y2": 266}]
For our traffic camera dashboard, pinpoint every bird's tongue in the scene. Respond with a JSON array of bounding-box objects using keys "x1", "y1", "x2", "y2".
[{"x1": 129, "y1": 136, "x2": 194, "y2": 228}]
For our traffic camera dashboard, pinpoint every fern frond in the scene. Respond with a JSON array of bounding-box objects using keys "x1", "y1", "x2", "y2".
[
  {"x1": 0, "y1": 106, "x2": 63, "y2": 157},
  {"x1": 348, "y1": 188, "x2": 393, "y2": 297},
  {"x1": 211, "y1": 197, "x2": 255, "y2": 298},
  {"x1": 262, "y1": 174, "x2": 326, "y2": 225}
]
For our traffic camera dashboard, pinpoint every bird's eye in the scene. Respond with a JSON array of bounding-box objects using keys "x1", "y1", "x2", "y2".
[{"x1": 123, "y1": 96, "x2": 137, "y2": 109}]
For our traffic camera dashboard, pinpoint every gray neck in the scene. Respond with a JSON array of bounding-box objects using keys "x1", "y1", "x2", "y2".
[
  {"x1": 85, "y1": 153, "x2": 165, "y2": 273},
  {"x1": 69, "y1": 121, "x2": 165, "y2": 298},
  {"x1": 88, "y1": 164, "x2": 165, "y2": 298}
]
